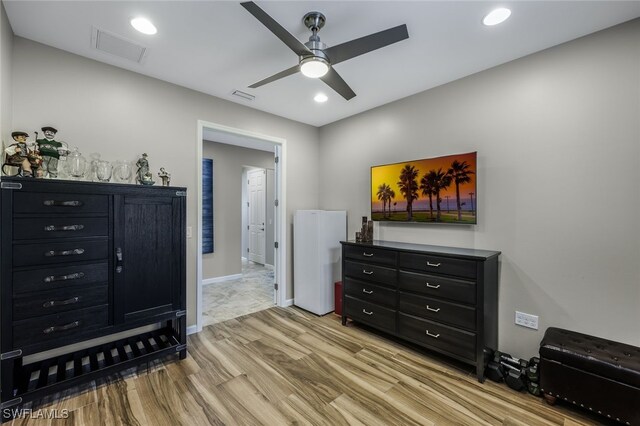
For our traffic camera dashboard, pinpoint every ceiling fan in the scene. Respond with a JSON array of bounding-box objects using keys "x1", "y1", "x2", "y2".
[{"x1": 240, "y1": 1, "x2": 409, "y2": 100}]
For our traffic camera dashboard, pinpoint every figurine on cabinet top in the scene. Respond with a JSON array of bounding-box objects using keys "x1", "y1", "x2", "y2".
[
  {"x1": 2, "y1": 131, "x2": 43, "y2": 177},
  {"x1": 158, "y1": 167, "x2": 171, "y2": 186},
  {"x1": 136, "y1": 153, "x2": 154, "y2": 185},
  {"x1": 36, "y1": 126, "x2": 68, "y2": 178}
]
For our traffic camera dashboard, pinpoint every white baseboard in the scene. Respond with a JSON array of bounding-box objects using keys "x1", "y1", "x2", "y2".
[
  {"x1": 203, "y1": 274, "x2": 242, "y2": 285},
  {"x1": 283, "y1": 298, "x2": 294, "y2": 307},
  {"x1": 186, "y1": 325, "x2": 199, "y2": 335}
]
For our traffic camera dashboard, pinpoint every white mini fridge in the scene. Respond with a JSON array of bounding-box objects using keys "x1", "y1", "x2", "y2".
[{"x1": 293, "y1": 210, "x2": 347, "y2": 315}]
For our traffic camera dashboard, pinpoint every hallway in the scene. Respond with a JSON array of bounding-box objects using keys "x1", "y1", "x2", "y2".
[{"x1": 202, "y1": 259, "x2": 275, "y2": 326}]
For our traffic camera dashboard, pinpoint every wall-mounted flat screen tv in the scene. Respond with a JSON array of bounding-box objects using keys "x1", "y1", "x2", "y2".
[{"x1": 371, "y1": 151, "x2": 477, "y2": 224}]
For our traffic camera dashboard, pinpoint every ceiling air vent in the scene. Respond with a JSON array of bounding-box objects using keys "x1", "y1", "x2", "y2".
[
  {"x1": 91, "y1": 27, "x2": 148, "y2": 63},
  {"x1": 232, "y1": 90, "x2": 255, "y2": 101}
]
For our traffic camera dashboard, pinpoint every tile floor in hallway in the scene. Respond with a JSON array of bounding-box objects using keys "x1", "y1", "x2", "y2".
[{"x1": 202, "y1": 259, "x2": 275, "y2": 326}]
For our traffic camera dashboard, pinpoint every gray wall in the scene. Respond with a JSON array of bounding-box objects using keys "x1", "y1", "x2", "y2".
[
  {"x1": 202, "y1": 141, "x2": 274, "y2": 279},
  {"x1": 0, "y1": 2, "x2": 12, "y2": 149},
  {"x1": 319, "y1": 19, "x2": 640, "y2": 358},
  {"x1": 11, "y1": 38, "x2": 320, "y2": 326}
]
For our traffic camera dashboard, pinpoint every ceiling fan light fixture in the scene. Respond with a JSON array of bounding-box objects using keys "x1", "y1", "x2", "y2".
[
  {"x1": 300, "y1": 57, "x2": 329, "y2": 78},
  {"x1": 482, "y1": 8, "x2": 511, "y2": 26}
]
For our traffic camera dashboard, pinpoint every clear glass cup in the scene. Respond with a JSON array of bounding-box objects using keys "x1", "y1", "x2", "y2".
[
  {"x1": 96, "y1": 160, "x2": 112, "y2": 182},
  {"x1": 88, "y1": 153, "x2": 101, "y2": 181},
  {"x1": 113, "y1": 161, "x2": 133, "y2": 183}
]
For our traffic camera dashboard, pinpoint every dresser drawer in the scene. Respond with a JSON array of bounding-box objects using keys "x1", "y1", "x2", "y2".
[
  {"x1": 398, "y1": 253, "x2": 476, "y2": 279},
  {"x1": 13, "y1": 217, "x2": 108, "y2": 240},
  {"x1": 344, "y1": 261, "x2": 397, "y2": 286},
  {"x1": 13, "y1": 262, "x2": 109, "y2": 294},
  {"x1": 398, "y1": 292, "x2": 476, "y2": 331},
  {"x1": 344, "y1": 278, "x2": 396, "y2": 308},
  {"x1": 344, "y1": 295, "x2": 396, "y2": 333},
  {"x1": 13, "y1": 305, "x2": 109, "y2": 349},
  {"x1": 13, "y1": 284, "x2": 108, "y2": 321},
  {"x1": 13, "y1": 192, "x2": 108, "y2": 215},
  {"x1": 344, "y1": 245, "x2": 396, "y2": 267},
  {"x1": 398, "y1": 313, "x2": 476, "y2": 361},
  {"x1": 398, "y1": 270, "x2": 476, "y2": 304},
  {"x1": 13, "y1": 240, "x2": 108, "y2": 267}
]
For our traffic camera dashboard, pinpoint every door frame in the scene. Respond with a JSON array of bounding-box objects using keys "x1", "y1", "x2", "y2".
[{"x1": 195, "y1": 120, "x2": 287, "y2": 333}]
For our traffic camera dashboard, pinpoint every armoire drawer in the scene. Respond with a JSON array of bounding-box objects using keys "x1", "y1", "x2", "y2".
[
  {"x1": 13, "y1": 305, "x2": 109, "y2": 349},
  {"x1": 13, "y1": 284, "x2": 109, "y2": 321},
  {"x1": 344, "y1": 278, "x2": 396, "y2": 308},
  {"x1": 398, "y1": 313, "x2": 476, "y2": 361},
  {"x1": 13, "y1": 262, "x2": 109, "y2": 294},
  {"x1": 12, "y1": 192, "x2": 108, "y2": 215},
  {"x1": 398, "y1": 292, "x2": 476, "y2": 331},
  {"x1": 344, "y1": 295, "x2": 396, "y2": 333},
  {"x1": 398, "y1": 253, "x2": 476, "y2": 279},
  {"x1": 13, "y1": 240, "x2": 108, "y2": 267},
  {"x1": 344, "y1": 245, "x2": 396, "y2": 267},
  {"x1": 13, "y1": 217, "x2": 109, "y2": 240},
  {"x1": 398, "y1": 270, "x2": 476, "y2": 304},
  {"x1": 344, "y1": 260, "x2": 397, "y2": 286}
]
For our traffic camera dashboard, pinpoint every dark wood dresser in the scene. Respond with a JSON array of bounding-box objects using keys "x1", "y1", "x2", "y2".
[
  {"x1": 0, "y1": 177, "x2": 186, "y2": 418},
  {"x1": 341, "y1": 240, "x2": 500, "y2": 382}
]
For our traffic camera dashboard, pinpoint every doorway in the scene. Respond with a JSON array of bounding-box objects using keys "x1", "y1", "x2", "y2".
[
  {"x1": 247, "y1": 168, "x2": 266, "y2": 265},
  {"x1": 195, "y1": 121, "x2": 287, "y2": 333}
]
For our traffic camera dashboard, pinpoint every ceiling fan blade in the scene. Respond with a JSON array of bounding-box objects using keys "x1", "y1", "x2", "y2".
[
  {"x1": 324, "y1": 24, "x2": 409, "y2": 65},
  {"x1": 249, "y1": 65, "x2": 300, "y2": 88},
  {"x1": 241, "y1": 2, "x2": 311, "y2": 57},
  {"x1": 320, "y1": 67, "x2": 356, "y2": 100}
]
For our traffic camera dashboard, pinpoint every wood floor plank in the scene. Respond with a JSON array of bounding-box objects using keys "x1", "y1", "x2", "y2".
[{"x1": 8, "y1": 307, "x2": 610, "y2": 426}]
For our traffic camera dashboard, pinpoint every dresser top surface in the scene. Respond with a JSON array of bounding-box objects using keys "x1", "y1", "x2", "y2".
[
  {"x1": 341, "y1": 240, "x2": 500, "y2": 260},
  {"x1": 1, "y1": 176, "x2": 186, "y2": 192}
]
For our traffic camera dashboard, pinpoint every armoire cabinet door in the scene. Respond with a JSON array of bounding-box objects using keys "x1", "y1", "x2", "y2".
[{"x1": 113, "y1": 195, "x2": 183, "y2": 324}]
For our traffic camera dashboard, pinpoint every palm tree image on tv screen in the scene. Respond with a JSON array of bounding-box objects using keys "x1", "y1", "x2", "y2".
[{"x1": 371, "y1": 152, "x2": 477, "y2": 224}]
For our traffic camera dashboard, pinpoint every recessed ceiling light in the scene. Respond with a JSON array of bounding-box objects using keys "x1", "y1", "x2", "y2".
[
  {"x1": 131, "y1": 17, "x2": 157, "y2": 35},
  {"x1": 483, "y1": 8, "x2": 511, "y2": 26},
  {"x1": 314, "y1": 93, "x2": 328, "y2": 103}
]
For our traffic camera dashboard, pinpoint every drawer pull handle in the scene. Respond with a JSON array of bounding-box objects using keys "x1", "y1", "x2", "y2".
[
  {"x1": 362, "y1": 270, "x2": 374, "y2": 275},
  {"x1": 43, "y1": 272, "x2": 85, "y2": 283},
  {"x1": 44, "y1": 248, "x2": 85, "y2": 257},
  {"x1": 43, "y1": 321, "x2": 80, "y2": 334},
  {"x1": 44, "y1": 224, "x2": 85, "y2": 232},
  {"x1": 43, "y1": 296, "x2": 80, "y2": 308},
  {"x1": 362, "y1": 289, "x2": 373, "y2": 294},
  {"x1": 426, "y1": 305, "x2": 441, "y2": 313},
  {"x1": 425, "y1": 330, "x2": 440, "y2": 339},
  {"x1": 426, "y1": 283, "x2": 441, "y2": 289},
  {"x1": 115, "y1": 247, "x2": 123, "y2": 273},
  {"x1": 363, "y1": 252, "x2": 374, "y2": 257},
  {"x1": 362, "y1": 309, "x2": 373, "y2": 316},
  {"x1": 427, "y1": 262, "x2": 441, "y2": 267},
  {"x1": 43, "y1": 200, "x2": 83, "y2": 207}
]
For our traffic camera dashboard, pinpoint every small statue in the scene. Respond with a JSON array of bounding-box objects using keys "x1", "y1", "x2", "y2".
[
  {"x1": 136, "y1": 153, "x2": 154, "y2": 185},
  {"x1": 2, "y1": 131, "x2": 43, "y2": 177},
  {"x1": 36, "y1": 126, "x2": 68, "y2": 178},
  {"x1": 158, "y1": 167, "x2": 171, "y2": 186}
]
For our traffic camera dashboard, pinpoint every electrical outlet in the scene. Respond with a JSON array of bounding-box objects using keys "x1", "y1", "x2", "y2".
[
  {"x1": 515, "y1": 311, "x2": 539, "y2": 330},
  {"x1": 186, "y1": 226, "x2": 192, "y2": 239}
]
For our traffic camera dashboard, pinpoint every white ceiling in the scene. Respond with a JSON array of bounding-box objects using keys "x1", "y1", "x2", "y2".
[{"x1": 5, "y1": 1, "x2": 640, "y2": 127}]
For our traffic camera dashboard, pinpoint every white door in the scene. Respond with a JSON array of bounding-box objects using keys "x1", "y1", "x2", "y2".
[{"x1": 247, "y1": 168, "x2": 266, "y2": 264}]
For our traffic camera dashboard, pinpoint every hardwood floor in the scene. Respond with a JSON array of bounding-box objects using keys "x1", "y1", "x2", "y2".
[{"x1": 8, "y1": 307, "x2": 611, "y2": 426}]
